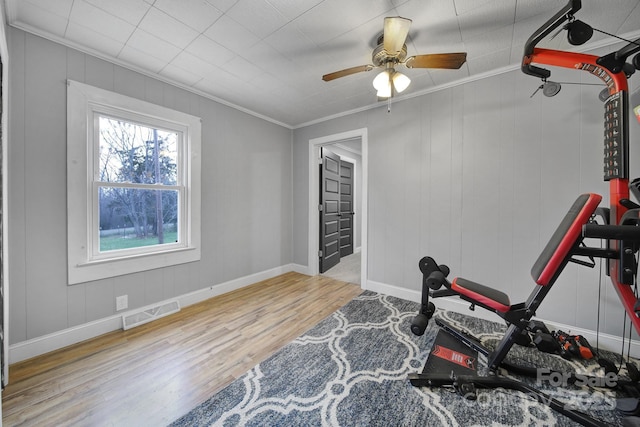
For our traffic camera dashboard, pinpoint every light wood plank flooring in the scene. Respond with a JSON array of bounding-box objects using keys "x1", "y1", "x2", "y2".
[{"x1": 2, "y1": 272, "x2": 362, "y2": 427}]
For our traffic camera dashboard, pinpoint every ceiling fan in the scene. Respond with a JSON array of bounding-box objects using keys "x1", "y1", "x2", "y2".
[{"x1": 322, "y1": 16, "x2": 467, "y2": 99}]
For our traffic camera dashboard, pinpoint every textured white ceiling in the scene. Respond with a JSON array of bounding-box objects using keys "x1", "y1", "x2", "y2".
[{"x1": 5, "y1": 0, "x2": 640, "y2": 127}]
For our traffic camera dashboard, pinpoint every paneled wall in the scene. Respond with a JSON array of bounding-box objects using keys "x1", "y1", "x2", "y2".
[
  {"x1": 293, "y1": 46, "x2": 640, "y2": 338},
  {"x1": 7, "y1": 24, "x2": 640, "y2": 350},
  {"x1": 7, "y1": 29, "x2": 293, "y2": 345}
]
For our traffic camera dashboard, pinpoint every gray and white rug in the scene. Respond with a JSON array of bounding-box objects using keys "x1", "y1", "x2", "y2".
[{"x1": 169, "y1": 291, "x2": 627, "y2": 426}]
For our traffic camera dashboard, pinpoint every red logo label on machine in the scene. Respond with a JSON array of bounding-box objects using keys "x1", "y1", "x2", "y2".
[{"x1": 432, "y1": 345, "x2": 476, "y2": 370}]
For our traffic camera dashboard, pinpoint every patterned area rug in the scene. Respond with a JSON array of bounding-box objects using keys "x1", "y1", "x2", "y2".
[{"x1": 169, "y1": 291, "x2": 630, "y2": 426}]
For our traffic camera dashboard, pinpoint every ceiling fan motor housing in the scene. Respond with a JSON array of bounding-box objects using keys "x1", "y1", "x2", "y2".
[{"x1": 372, "y1": 41, "x2": 408, "y2": 67}]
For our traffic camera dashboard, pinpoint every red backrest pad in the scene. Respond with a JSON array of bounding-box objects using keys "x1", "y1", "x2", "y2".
[{"x1": 530, "y1": 193, "x2": 602, "y2": 285}]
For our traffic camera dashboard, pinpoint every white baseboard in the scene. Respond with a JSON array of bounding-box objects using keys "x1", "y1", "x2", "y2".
[
  {"x1": 289, "y1": 263, "x2": 311, "y2": 275},
  {"x1": 9, "y1": 263, "x2": 303, "y2": 364},
  {"x1": 366, "y1": 279, "x2": 640, "y2": 359},
  {"x1": 366, "y1": 279, "x2": 421, "y2": 304},
  {"x1": 14, "y1": 271, "x2": 638, "y2": 365}
]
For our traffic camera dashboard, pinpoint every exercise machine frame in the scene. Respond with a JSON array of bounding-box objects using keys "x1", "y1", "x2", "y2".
[
  {"x1": 410, "y1": 1, "x2": 640, "y2": 426},
  {"x1": 522, "y1": 0, "x2": 640, "y2": 332}
]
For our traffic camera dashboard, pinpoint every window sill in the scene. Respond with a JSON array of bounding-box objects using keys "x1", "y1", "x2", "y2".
[{"x1": 68, "y1": 245, "x2": 200, "y2": 285}]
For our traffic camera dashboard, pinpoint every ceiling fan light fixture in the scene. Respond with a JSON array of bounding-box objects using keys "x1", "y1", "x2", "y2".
[{"x1": 373, "y1": 69, "x2": 410, "y2": 98}]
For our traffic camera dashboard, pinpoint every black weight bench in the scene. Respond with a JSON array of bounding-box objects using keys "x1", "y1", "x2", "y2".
[
  {"x1": 409, "y1": 193, "x2": 607, "y2": 427},
  {"x1": 411, "y1": 192, "x2": 602, "y2": 371}
]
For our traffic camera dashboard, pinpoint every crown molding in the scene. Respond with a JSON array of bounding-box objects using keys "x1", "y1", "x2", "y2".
[
  {"x1": 6, "y1": 0, "x2": 640, "y2": 131},
  {"x1": 6, "y1": 20, "x2": 294, "y2": 129}
]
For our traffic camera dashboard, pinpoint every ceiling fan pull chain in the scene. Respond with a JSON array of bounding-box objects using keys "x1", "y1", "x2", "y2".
[{"x1": 387, "y1": 71, "x2": 393, "y2": 112}]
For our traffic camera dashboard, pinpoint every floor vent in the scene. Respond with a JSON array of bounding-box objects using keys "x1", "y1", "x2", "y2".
[{"x1": 122, "y1": 300, "x2": 180, "y2": 330}]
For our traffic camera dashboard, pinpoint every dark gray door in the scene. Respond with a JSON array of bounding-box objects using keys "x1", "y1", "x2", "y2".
[
  {"x1": 339, "y1": 160, "x2": 354, "y2": 257},
  {"x1": 319, "y1": 149, "x2": 341, "y2": 273}
]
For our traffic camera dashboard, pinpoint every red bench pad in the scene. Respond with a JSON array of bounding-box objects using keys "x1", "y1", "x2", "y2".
[{"x1": 451, "y1": 277, "x2": 511, "y2": 313}]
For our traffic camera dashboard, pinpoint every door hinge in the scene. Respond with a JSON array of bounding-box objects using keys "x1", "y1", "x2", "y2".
[
  {"x1": 318, "y1": 204, "x2": 323, "y2": 211},
  {"x1": 318, "y1": 250, "x2": 323, "y2": 257}
]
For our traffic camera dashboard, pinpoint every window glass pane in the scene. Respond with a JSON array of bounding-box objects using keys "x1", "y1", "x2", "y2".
[
  {"x1": 98, "y1": 116, "x2": 178, "y2": 185},
  {"x1": 99, "y1": 187, "x2": 179, "y2": 252}
]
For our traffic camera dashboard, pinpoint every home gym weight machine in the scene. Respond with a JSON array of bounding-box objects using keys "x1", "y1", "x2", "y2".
[{"x1": 409, "y1": 1, "x2": 640, "y2": 426}]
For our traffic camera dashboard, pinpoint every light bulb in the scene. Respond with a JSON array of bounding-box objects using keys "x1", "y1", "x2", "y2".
[
  {"x1": 373, "y1": 70, "x2": 391, "y2": 91},
  {"x1": 377, "y1": 86, "x2": 391, "y2": 98},
  {"x1": 393, "y1": 72, "x2": 410, "y2": 93}
]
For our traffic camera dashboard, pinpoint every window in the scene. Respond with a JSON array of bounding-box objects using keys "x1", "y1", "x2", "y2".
[{"x1": 67, "y1": 80, "x2": 201, "y2": 285}]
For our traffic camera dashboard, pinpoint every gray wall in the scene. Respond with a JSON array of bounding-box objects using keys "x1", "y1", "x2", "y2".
[
  {"x1": 7, "y1": 29, "x2": 293, "y2": 344},
  {"x1": 7, "y1": 25, "x2": 640, "y2": 347},
  {"x1": 293, "y1": 45, "x2": 640, "y2": 337}
]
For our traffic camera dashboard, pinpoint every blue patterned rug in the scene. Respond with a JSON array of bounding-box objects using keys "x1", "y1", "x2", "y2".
[{"x1": 169, "y1": 291, "x2": 628, "y2": 426}]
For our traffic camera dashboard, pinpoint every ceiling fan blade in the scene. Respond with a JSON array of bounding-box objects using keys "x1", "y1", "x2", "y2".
[
  {"x1": 322, "y1": 65, "x2": 374, "y2": 81},
  {"x1": 383, "y1": 16, "x2": 412, "y2": 54},
  {"x1": 405, "y1": 53, "x2": 467, "y2": 69}
]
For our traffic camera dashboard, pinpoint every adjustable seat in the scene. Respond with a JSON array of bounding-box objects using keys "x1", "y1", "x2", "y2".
[{"x1": 450, "y1": 278, "x2": 511, "y2": 313}]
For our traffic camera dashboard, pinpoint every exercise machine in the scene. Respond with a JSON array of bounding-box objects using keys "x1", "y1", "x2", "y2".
[
  {"x1": 522, "y1": 0, "x2": 640, "y2": 333},
  {"x1": 409, "y1": 1, "x2": 640, "y2": 426}
]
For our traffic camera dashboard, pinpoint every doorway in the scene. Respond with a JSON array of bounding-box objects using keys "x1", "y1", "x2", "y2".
[{"x1": 308, "y1": 128, "x2": 368, "y2": 289}]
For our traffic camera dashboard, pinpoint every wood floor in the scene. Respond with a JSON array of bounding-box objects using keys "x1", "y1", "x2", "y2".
[{"x1": 2, "y1": 272, "x2": 362, "y2": 427}]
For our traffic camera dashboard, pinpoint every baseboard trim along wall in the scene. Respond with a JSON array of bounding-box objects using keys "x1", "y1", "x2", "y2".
[
  {"x1": 366, "y1": 279, "x2": 640, "y2": 359},
  {"x1": 9, "y1": 263, "x2": 308, "y2": 364},
  {"x1": 11, "y1": 268, "x2": 636, "y2": 364}
]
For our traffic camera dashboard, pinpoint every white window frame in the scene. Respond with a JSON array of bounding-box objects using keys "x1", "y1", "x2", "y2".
[{"x1": 67, "y1": 80, "x2": 201, "y2": 285}]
